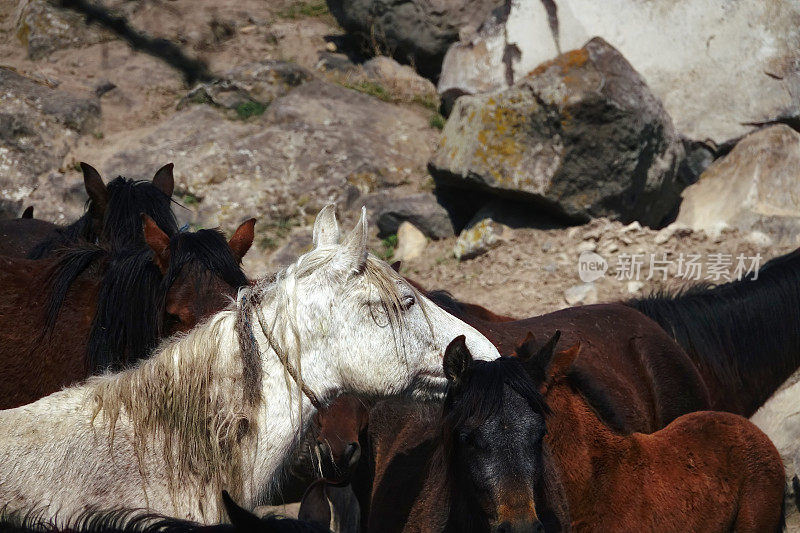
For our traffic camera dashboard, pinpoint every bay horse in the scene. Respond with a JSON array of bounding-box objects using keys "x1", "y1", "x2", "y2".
[
  {"x1": 0, "y1": 162, "x2": 176, "y2": 258},
  {"x1": 0, "y1": 205, "x2": 500, "y2": 524},
  {"x1": 440, "y1": 337, "x2": 786, "y2": 532},
  {"x1": 0, "y1": 215, "x2": 254, "y2": 408}
]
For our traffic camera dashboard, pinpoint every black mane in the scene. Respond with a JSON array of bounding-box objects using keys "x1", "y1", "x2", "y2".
[
  {"x1": 0, "y1": 507, "x2": 328, "y2": 532},
  {"x1": 29, "y1": 177, "x2": 177, "y2": 259},
  {"x1": 425, "y1": 290, "x2": 465, "y2": 318},
  {"x1": 627, "y1": 248, "x2": 800, "y2": 415},
  {"x1": 44, "y1": 228, "x2": 247, "y2": 373},
  {"x1": 88, "y1": 228, "x2": 248, "y2": 372}
]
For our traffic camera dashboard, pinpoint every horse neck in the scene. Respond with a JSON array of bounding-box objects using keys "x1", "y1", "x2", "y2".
[
  {"x1": 543, "y1": 381, "x2": 629, "y2": 516},
  {"x1": 628, "y1": 265, "x2": 800, "y2": 415},
  {"x1": 86, "y1": 291, "x2": 330, "y2": 512}
]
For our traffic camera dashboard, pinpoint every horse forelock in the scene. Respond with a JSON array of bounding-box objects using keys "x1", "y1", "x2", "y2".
[
  {"x1": 103, "y1": 177, "x2": 178, "y2": 251},
  {"x1": 443, "y1": 358, "x2": 549, "y2": 439},
  {"x1": 161, "y1": 228, "x2": 249, "y2": 295},
  {"x1": 89, "y1": 309, "x2": 257, "y2": 511}
]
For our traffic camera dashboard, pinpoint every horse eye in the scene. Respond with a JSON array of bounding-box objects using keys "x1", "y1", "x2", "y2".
[
  {"x1": 402, "y1": 295, "x2": 416, "y2": 309},
  {"x1": 165, "y1": 312, "x2": 182, "y2": 328}
]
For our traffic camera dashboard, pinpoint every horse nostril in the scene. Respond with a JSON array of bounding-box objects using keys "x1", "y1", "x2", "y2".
[{"x1": 344, "y1": 442, "x2": 361, "y2": 469}]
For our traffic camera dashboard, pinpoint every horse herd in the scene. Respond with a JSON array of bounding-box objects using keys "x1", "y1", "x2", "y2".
[{"x1": 0, "y1": 163, "x2": 796, "y2": 532}]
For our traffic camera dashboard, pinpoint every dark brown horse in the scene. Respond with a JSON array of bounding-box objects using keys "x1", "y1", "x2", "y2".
[
  {"x1": 0, "y1": 215, "x2": 254, "y2": 409},
  {"x1": 439, "y1": 338, "x2": 785, "y2": 532},
  {"x1": 0, "y1": 162, "x2": 176, "y2": 258}
]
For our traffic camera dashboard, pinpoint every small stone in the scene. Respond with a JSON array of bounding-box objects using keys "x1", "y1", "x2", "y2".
[
  {"x1": 576, "y1": 241, "x2": 597, "y2": 253},
  {"x1": 567, "y1": 227, "x2": 581, "y2": 239},
  {"x1": 543, "y1": 263, "x2": 557, "y2": 273},
  {"x1": 564, "y1": 283, "x2": 598, "y2": 306},
  {"x1": 326, "y1": 41, "x2": 337, "y2": 52},
  {"x1": 745, "y1": 230, "x2": 773, "y2": 248},
  {"x1": 453, "y1": 218, "x2": 509, "y2": 260},
  {"x1": 541, "y1": 241, "x2": 553, "y2": 252},
  {"x1": 393, "y1": 221, "x2": 427, "y2": 262},
  {"x1": 240, "y1": 25, "x2": 257, "y2": 34},
  {"x1": 627, "y1": 281, "x2": 645, "y2": 294},
  {"x1": 601, "y1": 242, "x2": 619, "y2": 254},
  {"x1": 621, "y1": 221, "x2": 643, "y2": 233}
]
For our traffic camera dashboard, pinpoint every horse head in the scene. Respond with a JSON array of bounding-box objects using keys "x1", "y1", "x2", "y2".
[
  {"x1": 81, "y1": 163, "x2": 177, "y2": 251},
  {"x1": 141, "y1": 214, "x2": 254, "y2": 336},
  {"x1": 441, "y1": 334, "x2": 569, "y2": 533},
  {"x1": 241, "y1": 205, "x2": 500, "y2": 403},
  {"x1": 311, "y1": 394, "x2": 370, "y2": 484}
]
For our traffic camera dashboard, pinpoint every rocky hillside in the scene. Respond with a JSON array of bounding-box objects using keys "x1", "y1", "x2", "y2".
[{"x1": 1, "y1": 0, "x2": 798, "y2": 318}]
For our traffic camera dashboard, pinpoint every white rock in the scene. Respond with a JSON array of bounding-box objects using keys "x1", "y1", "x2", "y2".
[
  {"x1": 627, "y1": 281, "x2": 644, "y2": 294},
  {"x1": 745, "y1": 231, "x2": 774, "y2": 248},
  {"x1": 677, "y1": 126, "x2": 800, "y2": 244},
  {"x1": 438, "y1": 0, "x2": 800, "y2": 143},
  {"x1": 576, "y1": 241, "x2": 597, "y2": 253},
  {"x1": 392, "y1": 221, "x2": 427, "y2": 262},
  {"x1": 564, "y1": 283, "x2": 598, "y2": 306}
]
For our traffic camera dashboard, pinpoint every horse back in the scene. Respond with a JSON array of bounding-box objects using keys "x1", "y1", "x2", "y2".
[
  {"x1": 0, "y1": 255, "x2": 98, "y2": 408},
  {"x1": 509, "y1": 303, "x2": 711, "y2": 433},
  {"x1": 0, "y1": 219, "x2": 58, "y2": 258},
  {"x1": 634, "y1": 411, "x2": 785, "y2": 531}
]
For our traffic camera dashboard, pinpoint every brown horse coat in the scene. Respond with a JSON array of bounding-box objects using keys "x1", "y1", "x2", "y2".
[
  {"x1": 541, "y1": 346, "x2": 785, "y2": 532},
  {"x1": 0, "y1": 217, "x2": 254, "y2": 408}
]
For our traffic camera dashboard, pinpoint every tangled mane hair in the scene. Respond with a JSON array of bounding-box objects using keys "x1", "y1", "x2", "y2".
[
  {"x1": 90, "y1": 246, "x2": 415, "y2": 514},
  {"x1": 29, "y1": 176, "x2": 178, "y2": 259},
  {"x1": 40, "y1": 227, "x2": 248, "y2": 373},
  {"x1": 441, "y1": 357, "x2": 549, "y2": 452},
  {"x1": 90, "y1": 310, "x2": 256, "y2": 512}
]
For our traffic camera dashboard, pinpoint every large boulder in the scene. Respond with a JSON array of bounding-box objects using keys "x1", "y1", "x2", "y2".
[
  {"x1": 374, "y1": 192, "x2": 454, "y2": 239},
  {"x1": 429, "y1": 38, "x2": 685, "y2": 227},
  {"x1": 438, "y1": 0, "x2": 800, "y2": 143},
  {"x1": 10, "y1": 0, "x2": 112, "y2": 60},
  {"x1": 326, "y1": 0, "x2": 504, "y2": 78},
  {"x1": 0, "y1": 67, "x2": 101, "y2": 218},
  {"x1": 751, "y1": 370, "x2": 800, "y2": 530},
  {"x1": 87, "y1": 79, "x2": 437, "y2": 232},
  {"x1": 676, "y1": 125, "x2": 800, "y2": 244}
]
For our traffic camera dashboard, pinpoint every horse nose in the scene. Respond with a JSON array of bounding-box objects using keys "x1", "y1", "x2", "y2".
[
  {"x1": 493, "y1": 520, "x2": 545, "y2": 533},
  {"x1": 342, "y1": 441, "x2": 361, "y2": 470}
]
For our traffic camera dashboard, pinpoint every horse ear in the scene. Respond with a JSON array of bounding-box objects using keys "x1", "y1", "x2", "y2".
[
  {"x1": 228, "y1": 218, "x2": 256, "y2": 261},
  {"x1": 515, "y1": 331, "x2": 537, "y2": 359},
  {"x1": 537, "y1": 330, "x2": 562, "y2": 369},
  {"x1": 521, "y1": 330, "x2": 561, "y2": 386},
  {"x1": 546, "y1": 342, "x2": 581, "y2": 381},
  {"x1": 81, "y1": 162, "x2": 108, "y2": 215},
  {"x1": 151, "y1": 163, "x2": 175, "y2": 197},
  {"x1": 221, "y1": 490, "x2": 263, "y2": 530},
  {"x1": 142, "y1": 214, "x2": 171, "y2": 274},
  {"x1": 333, "y1": 207, "x2": 368, "y2": 275},
  {"x1": 443, "y1": 334, "x2": 471, "y2": 383},
  {"x1": 21, "y1": 206, "x2": 33, "y2": 219},
  {"x1": 313, "y1": 204, "x2": 340, "y2": 247}
]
